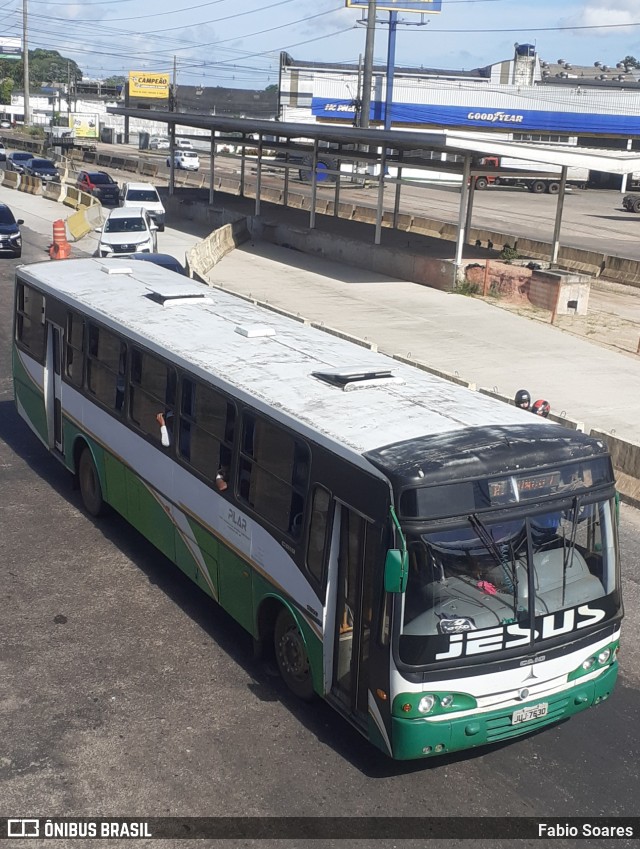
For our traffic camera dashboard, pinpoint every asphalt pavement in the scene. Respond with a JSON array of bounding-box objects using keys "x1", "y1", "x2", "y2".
[{"x1": 3, "y1": 182, "x2": 639, "y2": 448}]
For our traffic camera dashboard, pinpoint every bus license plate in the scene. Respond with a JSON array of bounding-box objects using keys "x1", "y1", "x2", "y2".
[{"x1": 512, "y1": 702, "x2": 548, "y2": 725}]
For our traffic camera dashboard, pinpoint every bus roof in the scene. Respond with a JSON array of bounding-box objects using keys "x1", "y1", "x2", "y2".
[{"x1": 20, "y1": 257, "x2": 552, "y2": 460}]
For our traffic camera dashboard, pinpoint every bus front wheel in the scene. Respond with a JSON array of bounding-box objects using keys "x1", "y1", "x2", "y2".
[
  {"x1": 274, "y1": 608, "x2": 315, "y2": 701},
  {"x1": 78, "y1": 447, "x2": 105, "y2": 517}
]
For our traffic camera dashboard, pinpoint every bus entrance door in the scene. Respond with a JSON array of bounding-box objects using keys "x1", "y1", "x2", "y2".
[
  {"x1": 331, "y1": 504, "x2": 375, "y2": 724},
  {"x1": 45, "y1": 322, "x2": 64, "y2": 455}
]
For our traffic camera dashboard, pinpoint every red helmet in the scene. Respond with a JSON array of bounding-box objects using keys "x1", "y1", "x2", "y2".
[{"x1": 532, "y1": 399, "x2": 550, "y2": 417}]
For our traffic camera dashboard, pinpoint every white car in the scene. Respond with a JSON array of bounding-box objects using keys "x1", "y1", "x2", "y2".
[
  {"x1": 149, "y1": 136, "x2": 170, "y2": 150},
  {"x1": 96, "y1": 207, "x2": 157, "y2": 258},
  {"x1": 176, "y1": 139, "x2": 193, "y2": 150},
  {"x1": 120, "y1": 181, "x2": 166, "y2": 231},
  {"x1": 167, "y1": 150, "x2": 200, "y2": 171}
]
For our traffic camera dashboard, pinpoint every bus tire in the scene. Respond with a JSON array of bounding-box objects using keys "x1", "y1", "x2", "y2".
[
  {"x1": 274, "y1": 607, "x2": 315, "y2": 701},
  {"x1": 547, "y1": 182, "x2": 560, "y2": 194},
  {"x1": 633, "y1": 199, "x2": 640, "y2": 214},
  {"x1": 531, "y1": 180, "x2": 546, "y2": 194},
  {"x1": 78, "y1": 447, "x2": 106, "y2": 517}
]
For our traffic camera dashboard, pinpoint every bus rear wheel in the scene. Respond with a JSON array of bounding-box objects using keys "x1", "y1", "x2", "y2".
[
  {"x1": 78, "y1": 447, "x2": 105, "y2": 517},
  {"x1": 274, "y1": 608, "x2": 315, "y2": 701}
]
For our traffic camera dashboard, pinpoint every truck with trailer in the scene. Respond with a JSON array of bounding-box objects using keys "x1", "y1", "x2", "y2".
[
  {"x1": 45, "y1": 114, "x2": 100, "y2": 154},
  {"x1": 473, "y1": 155, "x2": 589, "y2": 194}
]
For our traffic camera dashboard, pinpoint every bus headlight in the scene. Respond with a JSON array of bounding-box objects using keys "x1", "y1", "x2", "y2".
[
  {"x1": 440, "y1": 695, "x2": 454, "y2": 708},
  {"x1": 597, "y1": 649, "x2": 611, "y2": 664},
  {"x1": 418, "y1": 695, "x2": 436, "y2": 714},
  {"x1": 581, "y1": 657, "x2": 596, "y2": 671}
]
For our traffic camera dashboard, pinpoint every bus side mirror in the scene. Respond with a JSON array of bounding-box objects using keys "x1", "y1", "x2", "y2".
[{"x1": 384, "y1": 549, "x2": 408, "y2": 594}]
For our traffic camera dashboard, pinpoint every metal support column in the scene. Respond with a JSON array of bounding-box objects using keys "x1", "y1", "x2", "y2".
[
  {"x1": 240, "y1": 142, "x2": 246, "y2": 197},
  {"x1": 283, "y1": 151, "x2": 290, "y2": 206},
  {"x1": 310, "y1": 139, "x2": 319, "y2": 230},
  {"x1": 375, "y1": 147, "x2": 387, "y2": 244},
  {"x1": 255, "y1": 140, "x2": 262, "y2": 217},
  {"x1": 393, "y1": 151, "x2": 403, "y2": 229},
  {"x1": 550, "y1": 166, "x2": 568, "y2": 266},
  {"x1": 334, "y1": 143, "x2": 342, "y2": 216},
  {"x1": 209, "y1": 133, "x2": 215, "y2": 205},
  {"x1": 465, "y1": 178, "x2": 476, "y2": 243},
  {"x1": 453, "y1": 155, "x2": 472, "y2": 285}
]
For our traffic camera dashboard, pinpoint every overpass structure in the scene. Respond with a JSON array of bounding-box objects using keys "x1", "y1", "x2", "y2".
[{"x1": 108, "y1": 107, "x2": 640, "y2": 280}]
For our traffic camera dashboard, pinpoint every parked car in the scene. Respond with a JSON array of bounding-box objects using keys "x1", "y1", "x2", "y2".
[
  {"x1": 0, "y1": 142, "x2": 6, "y2": 162},
  {"x1": 6, "y1": 151, "x2": 33, "y2": 173},
  {"x1": 77, "y1": 170, "x2": 120, "y2": 205},
  {"x1": 0, "y1": 202, "x2": 23, "y2": 257},
  {"x1": 22, "y1": 157, "x2": 60, "y2": 182},
  {"x1": 119, "y1": 181, "x2": 165, "y2": 231},
  {"x1": 118, "y1": 252, "x2": 186, "y2": 274},
  {"x1": 96, "y1": 207, "x2": 157, "y2": 258},
  {"x1": 176, "y1": 139, "x2": 193, "y2": 150},
  {"x1": 0, "y1": 120, "x2": 11, "y2": 129},
  {"x1": 149, "y1": 136, "x2": 170, "y2": 150},
  {"x1": 166, "y1": 150, "x2": 200, "y2": 171}
]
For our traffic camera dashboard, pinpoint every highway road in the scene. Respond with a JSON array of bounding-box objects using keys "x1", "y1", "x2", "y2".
[{"x1": 0, "y1": 213, "x2": 638, "y2": 848}]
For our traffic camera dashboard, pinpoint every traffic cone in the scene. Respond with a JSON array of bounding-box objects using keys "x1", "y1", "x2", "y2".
[{"x1": 49, "y1": 219, "x2": 71, "y2": 260}]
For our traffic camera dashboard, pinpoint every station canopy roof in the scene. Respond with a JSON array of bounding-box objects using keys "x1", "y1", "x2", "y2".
[{"x1": 109, "y1": 106, "x2": 640, "y2": 175}]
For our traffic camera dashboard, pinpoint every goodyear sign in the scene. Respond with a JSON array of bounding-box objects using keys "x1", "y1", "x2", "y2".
[{"x1": 128, "y1": 71, "x2": 170, "y2": 100}]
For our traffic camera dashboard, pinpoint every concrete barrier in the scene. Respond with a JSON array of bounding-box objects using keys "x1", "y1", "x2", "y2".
[
  {"x1": 394, "y1": 353, "x2": 472, "y2": 387},
  {"x1": 17, "y1": 175, "x2": 42, "y2": 196},
  {"x1": 187, "y1": 218, "x2": 250, "y2": 281},
  {"x1": 140, "y1": 162, "x2": 158, "y2": 178},
  {"x1": 601, "y1": 255, "x2": 640, "y2": 287},
  {"x1": 590, "y1": 428, "x2": 640, "y2": 507},
  {"x1": 66, "y1": 208, "x2": 94, "y2": 241},
  {"x1": 42, "y1": 181, "x2": 67, "y2": 203},
  {"x1": 352, "y1": 205, "x2": 377, "y2": 225},
  {"x1": 123, "y1": 158, "x2": 139, "y2": 173},
  {"x1": 2, "y1": 170, "x2": 20, "y2": 190}
]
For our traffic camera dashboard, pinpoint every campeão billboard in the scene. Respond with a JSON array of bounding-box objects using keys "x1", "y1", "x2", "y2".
[{"x1": 128, "y1": 71, "x2": 170, "y2": 100}]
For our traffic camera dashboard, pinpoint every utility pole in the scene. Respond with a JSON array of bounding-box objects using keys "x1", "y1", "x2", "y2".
[
  {"x1": 359, "y1": 0, "x2": 377, "y2": 128},
  {"x1": 22, "y1": 0, "x2": 30, "y2": 126},
  {"x1": 169, "y1": 56, "x2": 177, "y2": 195}
]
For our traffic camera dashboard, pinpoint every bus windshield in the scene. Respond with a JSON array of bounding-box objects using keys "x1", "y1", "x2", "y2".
[{"x1": 399, "y1": 496, "x2": 618, "y2": 666}]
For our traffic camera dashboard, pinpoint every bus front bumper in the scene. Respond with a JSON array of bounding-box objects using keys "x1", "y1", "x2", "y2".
[{"x1": 390, "y1": 663, "x2": 618, "y2": 760}]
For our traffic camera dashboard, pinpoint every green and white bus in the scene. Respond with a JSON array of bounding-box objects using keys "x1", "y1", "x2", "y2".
[{"x1": 13, "y1": 258, "x2": 622, "y2": 760}]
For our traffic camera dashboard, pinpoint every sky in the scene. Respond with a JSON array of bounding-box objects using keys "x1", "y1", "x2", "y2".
[{"x1": 3, "y1": 0, "x2": 640, "y2": 89}]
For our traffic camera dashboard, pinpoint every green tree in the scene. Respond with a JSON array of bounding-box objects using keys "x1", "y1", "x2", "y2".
[
  {"x1": 0, "y1": 50, "x2": 83, "y2": 89},
  {"x1": 621, "y1": 55, "x2": 640, "y2": 69},
  {"x1": 265, "y1": 84, "x2": 277, "y2": 92},
  {"x1": 0, "y1": 78, "x2": 14, "y2": 105}
]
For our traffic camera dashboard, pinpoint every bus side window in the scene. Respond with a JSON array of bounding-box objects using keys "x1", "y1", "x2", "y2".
[
  {"x1": 65, "y1": 311, "x2": 84, "y2": 388},
  {"x1": 306, "y1": 486, "x2": 331, "y2": 584},
  {"x1": 128, "y1": 347, "x2": 176, "y2": 443},
  {"x1": 15, "y1": 282, "x2": 46, "y2": 363},
  {"x1": 178, "y1": 377, "x2": 236, "y2": 487},
  {"x1": 86, "y1": 323, "x2": 127, "y2": 414},
  {"x1": 239, "y1": 412, "x2": 310, "y2": 540}
]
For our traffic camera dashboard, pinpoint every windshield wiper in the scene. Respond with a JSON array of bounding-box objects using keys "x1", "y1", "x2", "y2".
[
  {"x1": 561, "y1": 495, "x2": 583, "y2": 606},
  {"x1": 469, "y1": 514, "x2": 520, "y2": 607},
  {"x1": 468, "y1": 513, "x2": 503, "y2": 570}
]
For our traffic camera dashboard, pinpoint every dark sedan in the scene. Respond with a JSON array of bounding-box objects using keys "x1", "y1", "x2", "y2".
[
  {"x1": 0, "y1": 202, "x2": 23, "y2": 257},
  {"x1": 22, "y1": 157, "x2": 60, "y2": 182},
  {"x1": 77, "y1": 170, "x2": 120, "y2": 205},
  {"x1": 6, "y1": 151, "x2": 33, "y2": 173}
]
